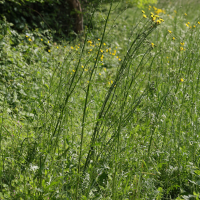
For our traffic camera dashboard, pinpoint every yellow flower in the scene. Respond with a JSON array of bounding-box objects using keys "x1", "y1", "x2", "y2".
[
  {"x1": 90, "y1": 49, "x2": 92, "y2": 51},
  {"x1": 172, "y1": 37, "x2": 175, "y2": 40},
  {"x1": 98, "y1": 39, "x2": 100, "y2": 41},
  {"x1": 103, "y1": 43, "x2": 106, "y2": 46},
  {"x1": 81, "y1": 65, "x2": 84, "y2": 68},
  {"x1": 180, "y1": 78, "x2": 184, "y2": 82},
  {"x1": 64, "y1": 46, "x2": 66, "y2": 48},
  {"x1": 104, "y1": 68, "x2": 106, "y2": 71},
  {"x1": 184, "y1": 13, "x2": 187, "y2": 16},
  {"x1": 48, "y1": 50, "x2": 51, "y2": 52},
  {"x1": 160, "y1": 19, "x2": 164, "y2": 22},
  {"x1": 100, "y1": 49, "x2": 103, "y2": 53},
  {"x1": 168, "y1": 30, "x2": 172, "y2": 33},
  {"x1": 142, "y1": 10, "x2": 145, "y2": 13},
  {"x1": 198, "y1": 22, "x2": 200, "y2": 24},
  {"x1": 186, "y1": 23, "x2": 189, "y2": 27},
  {"x1": 106, "y1": 49, "x2": 108, "y2": 52},
  {"x1": 111, "y1": 80, "x2": 113, "y2": 84},
  {"x1": 152, "y1": 17, "x2": 156, "y2": 21},
  {"x1": 88, "y1": 40, "x2": 92, "y2": 44},
  {"x1": 119, "y1": 58, "x2": 122, "y2": 61},
  {"x1": 41, "y1": 39, "x2": 43, "y2": 41},
  {"x1": 156, "y1": 20, "x2": 161, "y2": 24},
  {"x1": 187, "y1": 22, "x2": 190, "y2": 24},
  {"x1": 180, "y1": 47, "x2": 184, "y2": 51},
  {"x1": 29, "y1": 38, "x2": 32, "y2": 41},
  {"x1": 72, "y1": 70, "x2": 75, "y2": 72},
  {"x1": 84, "y1": 69, "x2": 88, "y2": 71},
  {"x1": 26, "y1": 35, "x2": 28, "y2": 37},
  {"x1": 180, "y1": 42, "x2": 184, "y2": 46},
  {"x1": 48, "y1": 41, "x2": 50, "y2": 43},
  {"x1": 99, "y1": 73, "x2": 101, "y2": 75},
  {"x1": 143, "y1": 14, "x2": 147, "y2": 18},
  {"x1": 151, "y1": 43, "x2": 155, "y2": 47},
  {"x1": 193, "y1": 25, "x2": 196, "y2": 28},
  {"x1": 71, "y1": 46, "x2": 74, "y2": 49},
  {"x1": 57, "y1": 46, "x2": 59, "y2": 49}
]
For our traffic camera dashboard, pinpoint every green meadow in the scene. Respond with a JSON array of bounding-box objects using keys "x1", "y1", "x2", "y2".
[{"x1": 0, "y1": 0, "x2": 200, "y2": 199}]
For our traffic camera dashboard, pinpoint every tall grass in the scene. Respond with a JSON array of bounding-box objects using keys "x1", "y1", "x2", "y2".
[{"x1": 0, "y1": 0, "x2": 200, "y2": 199}]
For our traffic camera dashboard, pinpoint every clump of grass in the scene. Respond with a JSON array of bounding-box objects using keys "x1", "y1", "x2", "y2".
[{"x1": 0, "y1": 0, "x2": 200, "y2": 199}]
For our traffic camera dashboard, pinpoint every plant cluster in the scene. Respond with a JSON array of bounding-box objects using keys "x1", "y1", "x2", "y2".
[{"x1": 0, "y1": 0, "x2": 200, "y2": 199}]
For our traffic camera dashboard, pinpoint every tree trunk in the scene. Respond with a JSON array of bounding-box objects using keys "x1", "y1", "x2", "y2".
[{"x1": 67, "y1": 0, "x2": 83, "y2": 34}]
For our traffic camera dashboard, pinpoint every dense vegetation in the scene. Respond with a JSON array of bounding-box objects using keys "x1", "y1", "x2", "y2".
[{"x1": 0, "y1": 0, "x2": 200, "y2": 199}]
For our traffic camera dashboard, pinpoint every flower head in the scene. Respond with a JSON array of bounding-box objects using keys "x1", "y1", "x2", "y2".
[
  {"x1": 168, "y1": 30, "x2": 172, "y2": 33},
  {"x1": 41, "y1": 39, "x2": 43, "y2": 41},
  {"x1": 172, "y1": 37, "x2": 175, "y2": 40},
  {"x1": 142, "y1": 10, "x2": 145, "y2": 13},
  {"x1": 143, "y1": 14, "x2": 147, "y2": 18},
  {"x1": 180, "y1": 78, "x2": 184, "y2": 82}
]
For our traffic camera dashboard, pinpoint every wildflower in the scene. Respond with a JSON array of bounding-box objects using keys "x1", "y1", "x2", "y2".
[
  {"x1": 71, "y1": 46, "x2": 74, "y2": 49},
  {"x1": 180, "y1": 42, "x2": 184, "y2": 46},
  {"x1": 193, "y1": 25, "x2": 196, "y2": 28},
  {"x1": 106, "y1": 49, "x2": 108, "y2": 52},
  {"x1": 184, "y1": 13, "x2": 187, "y2": 16},
  {"x1": 111, "y1": 80, "x2": 113, "y2": 84},
  {"x1": 26, "y1": 35, "x2": 28, "y2": 37},
  {"x1": 160, "y1": 19, "x2": 164, "y2": 22},
  {"x1": 172, "y1": 37, "x2": 175, "y2": 40},
  {"x1": 104, "y1": 68, "x2": 106, "y2": 71},
  {"x1": 48, "y1": 50, "x2": 51, "y2": 52},
  {"x1": 174, "y1": 10, "x2": 177, "y2": 14},
  {"x1": 72, "y1": 70, "x2": 75, "y2": 72},
  {"x1": 198, "y1": 22, "x2": 200, "y2": 24},
  {"x1": 186, "y1": 23, "x2": 189, "y2": 27},
  {"x1": 48, "y1": 41, "x2": 50, "y2": 43},
  {"x1": 103, "y1": 43, "x2": 106, "y2": 46},
  {"x1": 180, "y1": 47, "x2": 184, "y2": 51},
  {"x1": 100, "y1": 49, "x2": 103, "y2": 53},
  {"x1": 87, "y1": 81, "x2": 89, "y2": 83},
  {"x1": 168, "y1": 30, "x2": 172, "y2": 33},
  {"x1": 180, "y1": 78, "x2": 184, "y2": 82},
  {"x1": 29, "y1": 38, "x2": 32, "y2": 41},
  {"x1": 57, "y1": 46, "x2": 59, "y2": 49},
  {"x1": 88, "y1": 40, "x2": 92, "y2": 44},
  {"x1": 41, "y1": 39, "x2": 43, "y2": 41},
  {"x1": 119, "y1": 58, "x2": 122, "y2": 61},
  {"x1": 187, "y1": 22, "x2": 190, "y2": 25},
  {"x1": 98, "y1": 39, "x2": 100, "y2": 41},
  {"x1": 64, "y1": 46, "x2": 66, "y2": 48},
  {"x1": 143, "y1": 14, "x2": 147, "y2": 18},
  {"x1": 102, "y1": 63, "x2": 104, "y2": 65},
  {"x1": 81, "y1": 65, "x2": 84, "y2": 68},
  {"x1": 99, "y1": 73, "x2": 101, "y2": 75},
  {"x1": 156, "y1": 20, "x2": 161, "y2": 24},
  {"x1": 152, "y1": 17, "x2": 156, "y2": 21},
  {"x1": 151, "y1": 43, "x2": 155, "y2": 47},
  {"x1": 90, "y1": 49, "x2": 92, "y2": 51},
  {"x1": 84, "y1": 69, "x2": 88, "y2": 71},
  {"x1": 142, "y1": 10, "x2": 145, "y2": 13}
]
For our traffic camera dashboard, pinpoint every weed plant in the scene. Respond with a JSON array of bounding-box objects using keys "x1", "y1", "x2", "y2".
[{"x1": 0, "y1": 0, "x2": 200, "y2": 199}]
